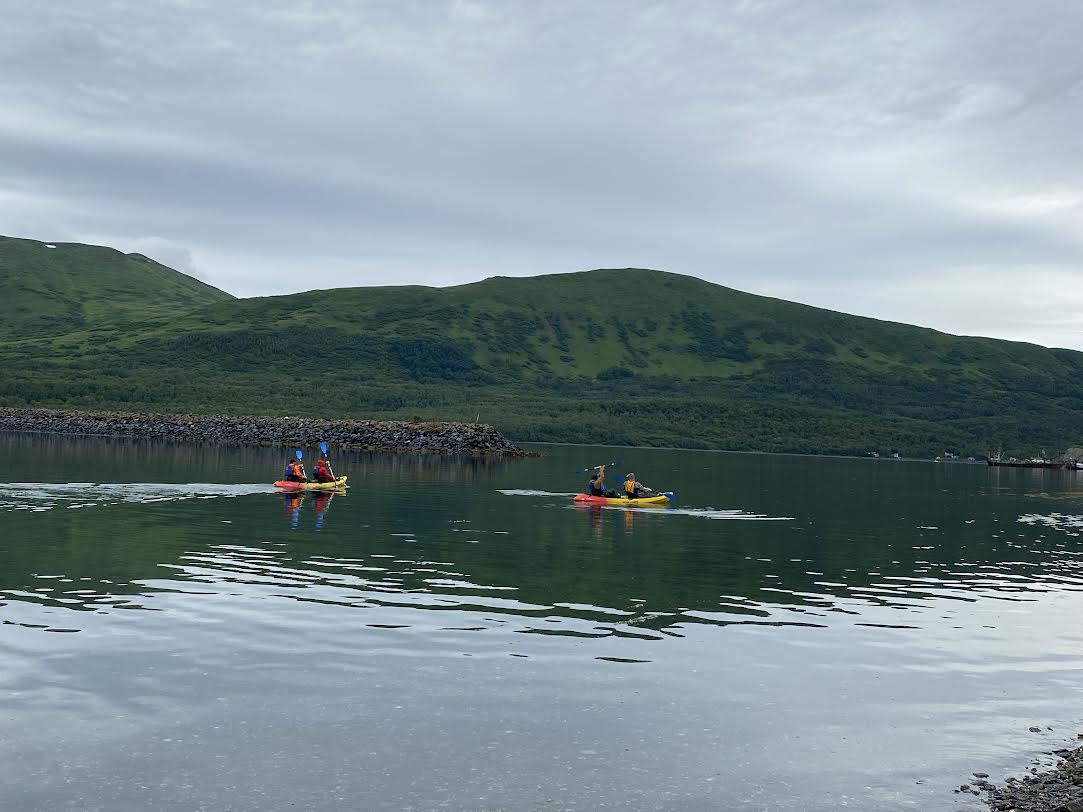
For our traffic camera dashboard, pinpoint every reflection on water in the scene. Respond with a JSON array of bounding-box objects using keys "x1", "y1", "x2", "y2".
[
  {"x1": 0, "y1": 430, "x2": 519, "y2": 483},
  {"x1": 3, "y1": 455, "x2": 1082, "y2": 639},
  {"x1": 281, "y1": 489, "x2": 343, "y2": 531},
  {"x1": 2, "y1": 434, "x2": 1083, "y2": 810},
  {"x1": 501, "y1": 489, "x2": 793, "y2": 520},
  {"x1": 1019, "y1": 512, "x2": 1083, "y2": 538}
]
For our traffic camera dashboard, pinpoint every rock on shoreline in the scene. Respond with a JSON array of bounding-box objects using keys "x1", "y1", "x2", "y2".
[
  {"x1": 0, "y1": 408, "x2": 531, "y2": 456},
  {"x1": 968, "y1": 741, "x2": 1083, "y2": 811}
]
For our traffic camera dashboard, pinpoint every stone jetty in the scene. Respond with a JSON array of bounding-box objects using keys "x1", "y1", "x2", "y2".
[{"x1": 0, "y1": 408, "x2": 530, "y2": 456}]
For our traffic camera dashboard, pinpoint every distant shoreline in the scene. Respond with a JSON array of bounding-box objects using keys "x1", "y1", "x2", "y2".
[
  {"x1": 523, "y1": 439, "x2": 980, "y2": 464},
  {"x1": 0, "y1": 408, "x2": 532, "y2": 457}
]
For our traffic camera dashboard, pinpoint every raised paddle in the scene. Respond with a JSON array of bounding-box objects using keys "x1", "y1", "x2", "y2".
[
  {"x1": 574, "y1": 459, "x2": 623, "y2": 475},
  {"x1": 319, "y1": 441, "x2": 337, "y2": 480},
  {"x1": 294, "y1": 448, "x2": 308, "y2": 481}
]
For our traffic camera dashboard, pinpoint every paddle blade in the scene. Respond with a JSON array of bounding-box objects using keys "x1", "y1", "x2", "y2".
[
  {"x1": 575, "y1": 459, "x2": 623, "y2": 475},
  {"x1": 319, "y1": 441, "x2": 328, "y2": 455},
  {"x1": 295, "y1": 449, "x2": 303, "y2": 460}
]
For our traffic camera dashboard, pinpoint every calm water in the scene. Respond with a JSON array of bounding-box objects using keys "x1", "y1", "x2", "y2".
[{"x1": 2, "y1": 434, "x2": 1083, "y2": 811}]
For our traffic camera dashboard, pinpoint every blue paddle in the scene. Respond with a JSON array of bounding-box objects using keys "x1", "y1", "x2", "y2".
[
  {"x1": 294, "y1": 448, "x2": 307, "y2": 480},
  {"x1": 319, "y1": 441, "x2": 337, "y2": 480}
]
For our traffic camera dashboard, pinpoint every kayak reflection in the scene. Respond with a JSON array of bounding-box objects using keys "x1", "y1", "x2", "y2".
[
  {"x1": 578, "y1": 503, "x2": 637, "y2": 539},
  {"x1": 281, "y1": 488, "x2": 345, "y2": 531},
  {"x1": 313, "y1": 490, "x2": 335, "y2": 531}
]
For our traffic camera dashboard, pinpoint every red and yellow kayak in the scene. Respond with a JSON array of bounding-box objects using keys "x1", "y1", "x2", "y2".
[
  {"x1": 573, "y1": 492, "x2": 673, "y2": 506},
  {"x1": 273, "y1": 476, "x2": 348, "y2": 491}
]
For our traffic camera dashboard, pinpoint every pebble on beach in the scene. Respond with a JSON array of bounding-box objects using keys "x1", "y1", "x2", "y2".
[{"x1": 971, "y1": 741, "x2": 1083, "y2": 812}]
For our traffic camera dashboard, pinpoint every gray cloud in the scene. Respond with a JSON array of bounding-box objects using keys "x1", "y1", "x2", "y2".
[{"x1": 1, "y1": 0, "x2": 1081, "y2": 345}]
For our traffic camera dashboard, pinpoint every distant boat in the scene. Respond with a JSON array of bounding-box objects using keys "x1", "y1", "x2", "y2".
[{"x1": 987, "y1": 449, "x2": 1066, "y2": 469}]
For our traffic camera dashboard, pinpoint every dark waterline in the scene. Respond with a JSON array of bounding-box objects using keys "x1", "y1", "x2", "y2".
[{"x1": 1, "y1": 433, "x2": 1082, "y2": 810}]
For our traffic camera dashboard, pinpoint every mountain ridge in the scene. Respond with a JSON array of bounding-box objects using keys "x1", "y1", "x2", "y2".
[
  {"x1": 0, "y1": 235, "x2": 233, "y2": 340},
  {"x1": 1, "y1": 235, "x2": 1079, "y2": 457}
]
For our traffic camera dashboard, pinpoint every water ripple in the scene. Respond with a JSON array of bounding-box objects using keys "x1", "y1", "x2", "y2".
[{"x1": 0, "y1": 482, "x2": 273, "y2": 511}]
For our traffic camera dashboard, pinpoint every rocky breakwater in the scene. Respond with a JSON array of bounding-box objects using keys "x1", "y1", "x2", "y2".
[{"x1": 0, "y1": 408, "x2": 531, "y2": 456}]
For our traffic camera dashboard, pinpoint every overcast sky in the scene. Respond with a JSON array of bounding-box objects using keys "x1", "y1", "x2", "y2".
[{"x1": 2, "y1": 1, "x2": 1082, "y2": 347}]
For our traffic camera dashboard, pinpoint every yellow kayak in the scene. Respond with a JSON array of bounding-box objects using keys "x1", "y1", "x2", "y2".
[
  {"x1": 273, "y1": 475, "x2": 348, "y2": 491},
  {"x1": 573, "y1": 492, "x2": 673, "y2": 506}
]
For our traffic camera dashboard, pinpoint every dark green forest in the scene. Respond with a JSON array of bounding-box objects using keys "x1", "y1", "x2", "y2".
[{"x1": 2, "y1": 234, "x2": 1080, "y2": 457}]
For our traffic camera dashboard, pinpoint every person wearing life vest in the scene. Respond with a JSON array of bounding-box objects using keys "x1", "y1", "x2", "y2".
[
  {"x1": 588, "y1": 464, "x2": 615, "y2": 498},
  {"x1": 312, "y1": 458, "x2": 336, "y2": 483},
  {"x1": 623, "y1": 472, "x2": 654, "y2": 499},
  {"x1": 283, "y1": 458, "x2": 307, "y2": 483}
]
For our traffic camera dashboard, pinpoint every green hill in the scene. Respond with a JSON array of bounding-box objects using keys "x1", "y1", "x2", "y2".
[
  {"x1": 0, "y1": 236, "x2": 232, "y2": 339},
  {"x1": 1, "y1": 239, "x2": 1081, "y2": 456}
]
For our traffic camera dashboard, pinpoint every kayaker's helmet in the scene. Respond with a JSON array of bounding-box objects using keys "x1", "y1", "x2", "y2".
[{"x1": 626, "y1": 472, "x2": 635, "y2": 479}]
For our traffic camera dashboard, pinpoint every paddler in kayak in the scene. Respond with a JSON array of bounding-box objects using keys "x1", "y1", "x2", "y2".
[
  {"x1": 588, "y1": 465, "x2": 617, "y2": 498},
  {"x1": 622, "y1": 472, "x2": 655, "y2": 499},
  {"x1": 283, "y1": 457, "x2": 308, "y2": 483},
  {"x1": 312, "y1": 457, "x2": 336, "y2": 484}
]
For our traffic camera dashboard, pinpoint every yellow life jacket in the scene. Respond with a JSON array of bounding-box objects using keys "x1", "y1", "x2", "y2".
[{"x1": 624, "y1": 479, "x2": 636, "y2": 495}]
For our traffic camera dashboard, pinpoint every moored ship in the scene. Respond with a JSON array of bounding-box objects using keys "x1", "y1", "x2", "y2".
[{"x1": 987, "y1": 450, "x2": 1066, "y2": 469}]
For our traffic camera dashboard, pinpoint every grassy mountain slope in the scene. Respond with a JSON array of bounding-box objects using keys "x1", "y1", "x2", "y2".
[
  {"x1": 0, "y1": 236, "x2": 232, "y2": 339},
  {"x1": 1, "y1": 243, "x2": 1080, "y2": 456}
]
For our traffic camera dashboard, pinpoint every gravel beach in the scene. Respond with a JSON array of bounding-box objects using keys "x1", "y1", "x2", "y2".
[{"x1": 963, "y1": 741, "x2": 1083, "y2": 811}]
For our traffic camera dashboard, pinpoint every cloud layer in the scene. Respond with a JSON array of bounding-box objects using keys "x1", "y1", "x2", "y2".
[{"x1": 2, "y1": 1, "x2": 1081, "y2": 346}]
